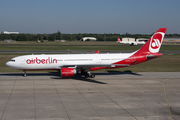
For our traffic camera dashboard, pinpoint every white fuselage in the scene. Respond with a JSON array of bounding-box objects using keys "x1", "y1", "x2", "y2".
[
  {"x1": 117, "y1": 41, "x2": 145, "y2": 45},
  {"x1": 6, "y1": 53, "x2": 134, "y2": 70}
]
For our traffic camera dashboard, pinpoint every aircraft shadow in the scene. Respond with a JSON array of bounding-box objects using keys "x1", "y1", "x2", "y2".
[
  {"x1": 0, "y1": 72, "x2": 59, "y2": 77},
  {"x1": 51, "y1": 74, "x2": 107, "y2": 84},
  {"x1": 0, "y1": 70, "x2": 141, "y2": 77},
  {"x1": 94, "y1": 70, "x2": 142, "y2": 76},
  {"x1": 0, "y1": 72, "x2": 107, "y2": 84},
  {"x1": 0, "y1": 70, "x2": 141, "y2": 84},
  {"x1": 73, "y1": 77, "x2": 107, "y2": 84}
]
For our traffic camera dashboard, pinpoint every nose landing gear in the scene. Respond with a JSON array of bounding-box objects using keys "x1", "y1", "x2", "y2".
[{"x1": 23, "y1": 70, "x2": 26, "y2": 77}]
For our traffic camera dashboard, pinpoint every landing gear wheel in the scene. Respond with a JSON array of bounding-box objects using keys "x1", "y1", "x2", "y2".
[
  {"x1": 90, "y1": 74, "x2": 95, "y2": 78},
  {"x1": 85, "y1": 74, "x2": 88, "y2": 78},
  {"x1": 81, "y1": 71, "x2": 95, "y2": 78}
]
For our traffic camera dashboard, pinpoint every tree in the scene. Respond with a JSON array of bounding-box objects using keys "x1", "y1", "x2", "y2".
[
  {"x1": 48, "y1": 34, "x2": 55, "y2": 41},
  {"x1": 56, "y1": 30, "x2": 61, "y2": 40},
  {"x1": 29, "y1": 34, "x2": 37, "y2": 41},
  {"x1": 4, "y1": 34, "x2": 11, "y2": 40},
  {"x1": 16, "y1": 34, "x2": 28, "y2": 41},
  {"x1": 77, "y1": 33, "x2": 82, "y2": 40},
  {"x1": 40, "y1": 35, "x2": 44, "y2": 42}
]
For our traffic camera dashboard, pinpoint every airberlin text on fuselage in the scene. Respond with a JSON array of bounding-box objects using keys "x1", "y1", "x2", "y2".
[{"x1": 26, "y1": 57, "x2": 57, "y2": 64}]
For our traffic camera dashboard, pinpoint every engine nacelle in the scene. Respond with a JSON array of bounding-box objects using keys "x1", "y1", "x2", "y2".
[{"x1": 61, "y1": 68, "x2": 76, "y2": 77}]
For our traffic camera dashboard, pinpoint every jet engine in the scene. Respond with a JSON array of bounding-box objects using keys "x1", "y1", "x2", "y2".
[{"x1": 60, "y1": 68, "x2": 76, "y2": 77}]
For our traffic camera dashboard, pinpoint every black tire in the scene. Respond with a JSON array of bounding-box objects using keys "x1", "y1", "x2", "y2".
[
  {"x1": 85, "y1": 74, "x2": 88, "y2": 78},
  {"x1": 91, "y1": 74, "x2": 95, "y2": 78},
  {"x1": 130, "y1": 43, "x2": 134, "y2": 46}
]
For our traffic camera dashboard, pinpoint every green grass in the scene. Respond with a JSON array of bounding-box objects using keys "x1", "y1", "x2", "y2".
[
  {"x1": 0, "y1": 44, "x2": 180, "y2": 51},
  {"x1": 0, "y1": 45, "x2": 139, "y2": 51},
  {"x1": 0, "y1": 41, "x2": 119, "y2": 45},
  {"x1": 1, "y1": 40, "x2": 180, "y2": 45}
]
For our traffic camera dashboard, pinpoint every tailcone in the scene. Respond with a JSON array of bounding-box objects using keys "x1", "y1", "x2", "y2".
[{"x1": 146, "y1": 53, "x2": 163, "y2": 60}]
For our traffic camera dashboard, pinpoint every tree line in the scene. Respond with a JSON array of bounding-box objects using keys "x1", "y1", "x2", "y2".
[{"x1": 0, "y1": 31, "x2": 180, "y2": 42}]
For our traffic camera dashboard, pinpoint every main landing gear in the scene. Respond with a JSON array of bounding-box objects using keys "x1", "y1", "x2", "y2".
[
  {"x1": 23, "y1": 70, "x2": 26, "y2": 77},
  {"x1": 81, "y1": 71, "x2": 95, "y2": 78}
]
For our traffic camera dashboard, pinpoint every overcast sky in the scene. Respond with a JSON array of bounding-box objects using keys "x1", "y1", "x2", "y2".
[{"x1": 0, "y1": 0, "x2": 180, "y2": 34}]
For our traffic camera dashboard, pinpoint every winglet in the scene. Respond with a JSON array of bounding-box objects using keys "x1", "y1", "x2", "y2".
[{"x1": 95, "y1": 50, "x2": 99, "y2": 54}]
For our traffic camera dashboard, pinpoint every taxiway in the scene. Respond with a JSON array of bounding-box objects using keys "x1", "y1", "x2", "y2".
[{"x1": 0, "y1": 72, "x2": 180, "y2": 120}]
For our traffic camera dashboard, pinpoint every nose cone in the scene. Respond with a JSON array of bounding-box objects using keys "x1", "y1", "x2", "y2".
[
  {"x1": 6, "y1": 61, "x2": 10, "y2": 67},
  {"x1": 6, "y1": 61, "x2": 12, "y2": 67},
  {"x1": 6, "y1": 61, "x2": 16, "y2": 69}
]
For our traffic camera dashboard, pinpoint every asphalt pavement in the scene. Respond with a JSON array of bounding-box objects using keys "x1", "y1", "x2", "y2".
[{"x1": 0, "y1": 72, "x2": 180, "y2": 120}]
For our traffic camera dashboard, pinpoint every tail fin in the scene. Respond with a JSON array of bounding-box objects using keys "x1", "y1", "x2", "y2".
[
  {"x1": 94, "y1": 50, "x2": 99, "y2": 54},
  {"x1": 114, "y1": 28, "x2": 167, "y2": 66},
  {"x1": 117, "y1": 37, "x2": 122, "y2": 42},
  {"x1": 135, "y1": 28, "x2": 167, "y2": 55}
]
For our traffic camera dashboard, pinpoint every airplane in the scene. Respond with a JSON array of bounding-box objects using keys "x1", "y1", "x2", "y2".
[
  {"x1": 117, "y1": 37, "x2": 146, "y2": 45},
  {"x1": 6, "y1": 28, "x2": 166, "y2": 78}
]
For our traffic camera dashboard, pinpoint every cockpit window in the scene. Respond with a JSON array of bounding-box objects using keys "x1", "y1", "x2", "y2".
[{"x1": 10, "y1": 59, "x2": 15, "y2": 62}]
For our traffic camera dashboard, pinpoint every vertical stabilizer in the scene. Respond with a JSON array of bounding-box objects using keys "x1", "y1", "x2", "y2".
[
  {"x1": 134, "y1": 28, "x2": 167, "y2": 55},
  {"x1": 117, "y1": 37, "x2": 122, "y2": 42}
]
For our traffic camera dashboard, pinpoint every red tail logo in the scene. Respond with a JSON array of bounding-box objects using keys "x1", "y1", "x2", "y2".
[
  {"x1": 149, "y1": 32, "x2": 164, "y2": 53},
  {"x1": 151, "y1": 39, "x2": 160, "y2": 49}
]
